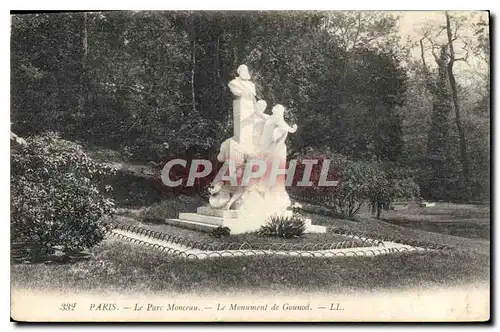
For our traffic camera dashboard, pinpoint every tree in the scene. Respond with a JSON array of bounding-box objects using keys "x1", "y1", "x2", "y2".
[
  {"x1": 323, "y1": 11, "x2": 401, "y2": 53},
  {"x1": 11, "y1": 11, "x2": 409, "y2": 164},
  {"x1": 445, "y1": 11, "x2": 471, "y2": 197},
  {"x1": 416, "y1": 12, "x2": 489, "y2": 201},
  {"x1": 420, "y1": 40, "x2": 456, "y2": 200},
  {"x1": 370, "y1": 166, "x2": 420, "y2": 219},
  {"x1": 11, "y1": 13, "x2": 89, "y2": 136}
]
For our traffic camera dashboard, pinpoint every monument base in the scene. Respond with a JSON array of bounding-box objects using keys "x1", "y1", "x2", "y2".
[{"x1": 164, "y1": 207, "x2": 326, "y2": 235}]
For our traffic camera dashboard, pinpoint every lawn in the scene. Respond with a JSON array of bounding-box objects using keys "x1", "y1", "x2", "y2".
[
  {"x1": 113, "y1": 200, "x2": 490, "y2": 251},
  {"x1": 377, "y1": 203, "x2": 490, "y2": 240},
  {"x1": 11, "y1": 236, "x2": 489, "y2": 296},
  {"x1": 11, "y1": 202, "x2": 490, "y2": 295},
  {"x1": 112, "y1": 215, "x2": 379, "y2": 250},
  {"x1": 298, "y1": 204, "x2": 490, "y2": 255}
]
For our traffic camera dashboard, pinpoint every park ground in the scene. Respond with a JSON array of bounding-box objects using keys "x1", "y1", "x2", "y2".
[
  {"x1": 11, "y1": 200, "x2": 490, "y2": 295},
  {"x1": 10, "y1": 11, "x2": 491, "y2": 299}
]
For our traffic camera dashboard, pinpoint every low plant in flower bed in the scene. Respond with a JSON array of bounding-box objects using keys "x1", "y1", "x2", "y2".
[
  {"x1": 211, "y1": 226, "x2": 231, "y2": 238},
  {"x1": 258, "y1": 215, "x2": 306, "y2": 238}
]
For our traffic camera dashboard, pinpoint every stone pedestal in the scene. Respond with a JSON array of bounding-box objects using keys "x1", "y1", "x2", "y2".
[
  {"x1": 165, "y1": 207, "x2": 327, "y2": 235},
  {"x1": 232, "y1": 98, "x2": 255, "y2": 147},
  {"x1": 196, "y1": 206, "x2": 239, "y2": 218},
  {"x1": 165, "y1": 206, "x2": 325, "y2": 234},
  {"x1": 170, "y1": 206, "x2": 282, "y2": 234}
]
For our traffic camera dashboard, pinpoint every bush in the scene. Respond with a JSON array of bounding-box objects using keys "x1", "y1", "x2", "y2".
[
  {"x1": 211, "y1": 226, "x2": 231, "y2": 238},
  {"x1": 292, "y1": 149, "x2": 419, "y2": 219},
  {"x1": 369, "y1": 167, "x2": 420, "y2": 218},
  {"x1": 258, "y1": 215, "x2": 306, "y2": 238},
  {"x1": 292, "y1": 150, "x2": 377, "y2": 219},
  {"x1": 11, "y1": 132, "x2": 116, "y2": 254}
]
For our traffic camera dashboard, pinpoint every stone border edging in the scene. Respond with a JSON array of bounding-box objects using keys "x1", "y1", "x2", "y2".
[
  {"x1": 106, "y1": 227, "x2": 448, "y2": 260},
  {"x1": 112, "y1": 223, "x2": 384, "y2": 251},
  {"x1": 329, "y1": 228, "x2": 456, "y2": 251}
]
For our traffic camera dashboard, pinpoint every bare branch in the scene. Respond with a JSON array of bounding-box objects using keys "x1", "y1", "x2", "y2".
[
  {"x1": 455, "y1": 42, "x2": 470, "y2": 62},
  {"x1": 436, "y1": 25, "x2": 446, "y2": 37},
  {"x1": 444, "y1": 11, "x2": 470, "y2": 66},
  {"x1": 454, "y1": 40, "x2": 470, "y2": 62},
  {"x1": 350, "y1": 13, "x2": 362, "y2": 51},
  {"x1": 424, "y1": 35, "x2": 441, "y2": 63},
  {"x1": 359, "y1": 30, "x2": 387, "y2": 47},
  {"x1": 445, "y1": 11, "x2": 456, "y2": 63},
  {"x1": 419, "y1": 38, "x2": 429, "y2": 72},
  {"x1": 453, "y1": 19, "x2": 462, "y2": 40}
]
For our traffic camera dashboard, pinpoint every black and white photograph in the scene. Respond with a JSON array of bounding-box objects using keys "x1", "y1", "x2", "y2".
[{"x1": 9, "y1": 9, "x2": 491, "y2": 322}]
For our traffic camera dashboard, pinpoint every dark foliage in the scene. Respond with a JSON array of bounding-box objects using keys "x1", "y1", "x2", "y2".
[
  {"x1": 10, "y1": 11, "x2": 489, "y2": 206},
  {"x1": 11, "y1": 133, "x2": 116, "y2": 254},
  {"x1": 211, "y1": 226, "x2": 231, "y2": 238},
  {"x1": 259, "y1": 215, "x2": 306, "y2": 238}
]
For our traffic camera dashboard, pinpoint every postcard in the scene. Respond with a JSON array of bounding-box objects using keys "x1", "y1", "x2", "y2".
[{"x1": 10, "y1": 10, "x2": 490, "y2": 322}]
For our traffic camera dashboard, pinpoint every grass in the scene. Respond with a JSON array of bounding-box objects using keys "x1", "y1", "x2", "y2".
[
  {"x1": 115, "y1": 200, "x2": 491, "y2": 254},
  {"x1": 380, "y1": 219, "x2": 489, "y2": 240},
  {"x1": 383, "y1": 203, "x2": 490, "y2": 222},
  {"x1": 11, "y1": 237, "x2": 489, "y2": 295},
  {"x1": 84, "y1": 146, "x2": 126, "y2": 163},
  {"x1": 113, "y1": 215, "x2": 375, "y2": 249},
  {"x1": 378, "y1": 203, "x2": 490, "y2": 240},
  {"x1": 139, "y1": 197, "x2": 204, "y2": 220},
  {"x1": 294, "y1": 203, "x2": 490, "y2": 254},
  {"x1": 11, "y1": 201, "x2": 491, "y2": 294}
]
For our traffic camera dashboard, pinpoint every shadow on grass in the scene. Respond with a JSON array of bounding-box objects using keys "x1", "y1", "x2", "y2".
[{"x1": 11, "y1": 242, "x2": 92, "y2": 265}]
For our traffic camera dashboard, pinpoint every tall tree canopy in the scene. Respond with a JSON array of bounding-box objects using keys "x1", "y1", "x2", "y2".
[{"x1": 10, "y1": 11, "x2": 490, "y2": 202}]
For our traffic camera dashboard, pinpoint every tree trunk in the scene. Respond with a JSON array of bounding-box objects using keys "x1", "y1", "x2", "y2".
[
  {"x1": 189, "y1": 14, "x2": 196, "y2": 114},
  {"x1": 445, "y1": 12, "x2": 470, "y2": 198},
  {"x1": 82, "y1": 12, "x2": 88, "y2": 56},
  {"x1": 447, "y1": 64, "x2": 470, "y2": 192},
  {"x1": 78, "y1": 12, "x2": 88, "y2": 137},
  {"x1": 419, "y1": 38, "x2": 433, "y2": 92}
]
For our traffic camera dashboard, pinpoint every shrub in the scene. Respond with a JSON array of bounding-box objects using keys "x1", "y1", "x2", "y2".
[
  {"x1": 258, "y1": 215, "x2": 305, "y2": 238},
  {"x1": 292, "y1": 149, "x2": 419, "y2": 220},
  {"x1": 211, "y1": 226, "x2": 231, "y2": 238},
  {"x1": 367, "y1": 166, "x2": 420, "y2": 219},
  {"x1": 11, "y1": 132, "x2": 116, "y2": 254},
  {"x1": 292, "y1": 151, "x2": 378, "y2": 219}
]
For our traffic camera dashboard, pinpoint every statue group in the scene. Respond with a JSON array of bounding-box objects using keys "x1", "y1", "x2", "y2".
[
  {"x1": 170, "y1": 64, "x2": 299, "y2": 234},
  {"x1": 206, "y1": 64, "x2": 298, "y2": 231}
]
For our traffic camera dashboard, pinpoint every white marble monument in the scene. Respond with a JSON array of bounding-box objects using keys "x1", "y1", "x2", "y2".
[{"x1": 165, "y1": 64, "x2": 324, "y2": 234}]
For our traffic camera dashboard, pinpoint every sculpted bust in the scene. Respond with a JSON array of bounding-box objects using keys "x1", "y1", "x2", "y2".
[
  {"x1": 228, "y1": 64, "x2": 258, "y2": 147},
  {"x1": 228, "y1": 64, "x2": 256, "y2": 99}
]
